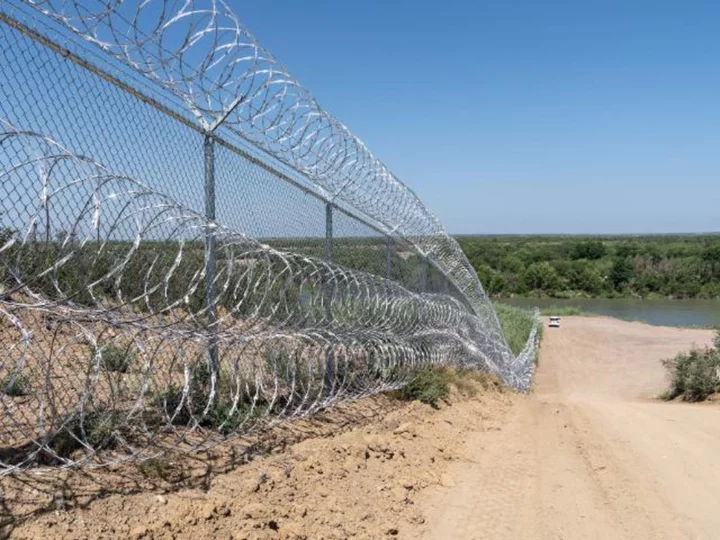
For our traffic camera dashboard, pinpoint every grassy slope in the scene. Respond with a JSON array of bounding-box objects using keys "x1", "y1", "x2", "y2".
[{"x1": 494, "y1": 303, "x2": 537, "y2": 356}]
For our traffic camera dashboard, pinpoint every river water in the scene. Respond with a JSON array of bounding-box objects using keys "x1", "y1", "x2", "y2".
[{"x1": 500, "y1": 297, "x2": 720, "y2": 328}]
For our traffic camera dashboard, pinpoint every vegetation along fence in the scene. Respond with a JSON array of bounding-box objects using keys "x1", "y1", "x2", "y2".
[{"x1": 0, "y1": 0, "x2": 540, "y2": 476}]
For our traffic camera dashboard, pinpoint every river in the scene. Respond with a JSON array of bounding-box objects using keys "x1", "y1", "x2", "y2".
[{"x1": 500, "y1": 297, "x2": 720, "y2": 328}]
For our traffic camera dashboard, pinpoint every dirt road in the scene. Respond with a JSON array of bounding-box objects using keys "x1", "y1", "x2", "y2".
[
  {"x1": 421, "y1": 317, "x2": 719, "y2": 539},
  {"x1": 6, "y1": 316, "x2": 719, "y2": 539}
]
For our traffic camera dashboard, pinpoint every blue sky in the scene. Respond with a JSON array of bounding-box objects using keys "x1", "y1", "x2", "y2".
[{"x1": 237, "y1": 0, "x2": 719, "y2": 234}]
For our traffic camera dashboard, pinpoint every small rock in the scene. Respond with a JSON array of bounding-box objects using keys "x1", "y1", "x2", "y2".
[
  {"x1": 242, "y1": 477, "x2": 260, "y2": 494},
  {"x1": 203, "y1": 503, "x2": 218, "y2": 520},
  {"x1": 279, "y1": 521, "x2": 306, "y2": 540},
  {"x1": 241, "y1": 502, "x2": 266, "y2": 520},
  {"x1": 399, "y1": 478, "x2": 415, "y2": 490},
  {"x1": 130, "y1": 525, "x2": 148, "y2": 539},
  {"x1": 439, "y1": 474, "x2": 455, "y2": 488},
  {"x1": 155, "y1": 495, "x2": 168, "y2": 505}
]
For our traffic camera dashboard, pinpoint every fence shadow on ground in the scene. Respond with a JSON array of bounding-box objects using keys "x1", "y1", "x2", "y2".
[{"x1": 0, "y1": 393, "x2": 402, "y2": 535}]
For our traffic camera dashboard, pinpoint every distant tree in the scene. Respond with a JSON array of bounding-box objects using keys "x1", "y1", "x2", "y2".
[
  {"x1": 641, "y1": 244, "x2": 663, "y2": 265},
  {"x1": 568, "y1": 261, "x2": 603, "y2": 294},
  {"x1": 702, "y1": 245, "x2": 720, "y2": 272},
  {"x1": 475, "y1": 264, "x2": 504, "y2": 295},
  {"x1": 571, "y1": 240, "x2": 606, "y2": 261},
  {"x1": 523, "y1": 262, "x2": 560, "y2": 293},
  {"x1": 615, "y1": 242, "x2": 639, "y2": 258},
  {"x1": 499, "y1": 255, "x2": 524, "y2": 274},
  {"x1": 610, "y1": 257, "x2": 634, "y2": 290}
]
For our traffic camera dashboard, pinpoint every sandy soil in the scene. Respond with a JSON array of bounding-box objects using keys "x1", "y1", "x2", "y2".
[
  {"x1": 421, "y1": 317, "x2": 719, "y2": 540},
  {"x1": 4, "y1": 316, "x2": 718, "y2": 539},
  {"x1": 2, "y1": 375, "x2": 512, "y2": 539}
]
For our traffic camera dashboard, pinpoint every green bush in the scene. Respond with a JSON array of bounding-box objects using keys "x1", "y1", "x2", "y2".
[
  {"x1": 397, "y1": 366, "x2": 504, "y2": 407},
  {"x1": 138, "y1": 458, "x2": 174, "y2": 480},
  {"x1": 398, "y1": 367, "x2": 451, "y2": 407},
  {"x1": 155, "y1": 360, "x2": 268, "y2": 434},
  {"x1": 49, "y1": 410, "x2": 126, "y2": 457},
  {"x1": 661, "y1": 337, "x2": 720, "y2": 402},
  {"x1": 1, "y1": 373, "x2": 28, "y2": 397},
  {"x1": 98, "y1": 344, "x2": 135, "y2": 373}
]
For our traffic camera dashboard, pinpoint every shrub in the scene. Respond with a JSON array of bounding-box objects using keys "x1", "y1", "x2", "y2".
[
  {"x1": 661, "y1": 343, "x2": 720, "y2": 402},
  {"x1": 1, "y1": 373, "x2": 28, "y2": 397},
  {"x1": 398, "y1": 367, "x2": 451, "y2": 407},
  {"x1": 450, "y1": 368, "x2": 501, "y2": 397},
  {"x1": 155, "y1": 360, "x2": 268, "y2": 433},
  {"x1": 396, "y1": 366, "x2": 504, "y2": 407},
  {"x1": 49, "y1": 409, "x2": 126, "y2": 458},
  {"x1": 139, "y1": 458, "x2": 174, "y2": 480},
  {"x1": 98, "y1": 344, "x2": 135, "y2": 373}
]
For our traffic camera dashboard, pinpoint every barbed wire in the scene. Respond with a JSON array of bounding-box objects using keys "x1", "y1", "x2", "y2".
[
  {"x1": 0, "y1": 0, "x2": 540, "y2": 476},
  {"x1": 0, "y1": 121, "x2": 536, "y2": 475},
  {"x1": 17, "y1": 0, "x2": 501, "y2": 329}
]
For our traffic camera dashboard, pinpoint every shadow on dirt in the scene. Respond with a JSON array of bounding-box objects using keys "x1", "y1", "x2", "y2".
[{"x1": 0, "y1": 395, "x2": 400, "y2": 536}]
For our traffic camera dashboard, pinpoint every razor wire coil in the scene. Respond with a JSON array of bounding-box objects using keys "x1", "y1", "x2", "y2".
[{"x1": 0, "y1": 0, "x2": 539, "y2": 476}]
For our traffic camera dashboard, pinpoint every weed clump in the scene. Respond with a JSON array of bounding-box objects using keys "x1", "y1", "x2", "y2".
[
  {"x1": 661, "y1": 345, "x2": 720, "y2": 402},
  {"x1": 398, "y1": 367, "x2": 452, "y2": 407},
  {"x1": 49, "y1": 409, "x2": 126, "y2": 458},
  {"x1": 1, "y1": 373, "x2": 29, "y2": 397},
  {"x1": 396, "y1": 365, "x2": 504, "y2": 408},
  {"x1": 155, "y1": 360, "x2": 267, "y2": 434},
  {"x1": 98, "y1": 344, "x2": 135, "y2": 373},
  {"x1": 139, "y1": 458, "x2": 174, "y2": 480}
]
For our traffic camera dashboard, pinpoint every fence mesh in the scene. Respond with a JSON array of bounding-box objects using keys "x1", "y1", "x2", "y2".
[{"x1": 0, "y1": 0, "x2": 540, "y2": 476}]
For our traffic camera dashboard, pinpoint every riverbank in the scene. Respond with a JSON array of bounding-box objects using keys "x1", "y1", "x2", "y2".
[{"x1": 499, "y1": 297, "x2": 720, "y2": 328}]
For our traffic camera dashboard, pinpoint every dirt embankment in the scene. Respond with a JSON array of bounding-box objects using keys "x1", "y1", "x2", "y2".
[
  {"x1": 5, "y1": 316, "x2": 719, "y2": 539},
  {"x1": 3, "y1": 376, "x2": 511, "y2": 539}
]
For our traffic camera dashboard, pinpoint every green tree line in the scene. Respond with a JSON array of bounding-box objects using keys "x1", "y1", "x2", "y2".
[{"x1": 456, "y1": 235, "x2": 720, "y2": 299}]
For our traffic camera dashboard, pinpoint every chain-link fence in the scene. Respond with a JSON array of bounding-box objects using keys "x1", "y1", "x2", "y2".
[{"x1": 0, "y1": 0, "x2": 540, "y2": 476}]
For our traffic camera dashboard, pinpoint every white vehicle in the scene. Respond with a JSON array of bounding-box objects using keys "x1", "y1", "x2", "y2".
[{"x1": 549, "y1": 316, "x2": 561, "y2": 328}]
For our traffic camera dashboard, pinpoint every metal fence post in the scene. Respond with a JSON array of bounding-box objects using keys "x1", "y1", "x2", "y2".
[
  {"x1": 385, "y1": 237, "x2": 392, "y2": 280},
  {"x1": 325, "y1": 202, "x2": 333, "y2": 263},
  {"x1": 420, "y1": 255, "x2": 428, "y2": 293},
  {"x1": 323, "y1": 202, "x2": 335, "y2": 392},
  {"x1": 204, "y1": 134, "x2": 218, "y2": 377}
]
